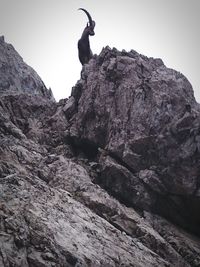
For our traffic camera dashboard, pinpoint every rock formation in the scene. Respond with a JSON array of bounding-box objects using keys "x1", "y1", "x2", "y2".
[{"x1": 0, "y1": 37, "x2": 200, "y2": 266}]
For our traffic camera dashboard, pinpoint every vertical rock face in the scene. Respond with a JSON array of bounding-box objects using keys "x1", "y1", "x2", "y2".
[
  {"x1": 69, "y1": 46, "x2": 200, "y2": 236},
  {"x1": 0, "y1": 39, "x2": 200, "y2": 267}
]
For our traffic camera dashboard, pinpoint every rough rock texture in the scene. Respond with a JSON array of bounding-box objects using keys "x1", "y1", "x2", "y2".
[
  {"x1": 69, "y1": 47, "x2": 200, "y2": 236},
  {"x1": 0, "y1": 36, "x2": 53, "y2": 99},
  {"x1": 0, "y1": 38, "x2": 200, "y2": 267}
]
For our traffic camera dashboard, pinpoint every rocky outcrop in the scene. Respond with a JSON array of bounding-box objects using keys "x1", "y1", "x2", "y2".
[
  {"x1": 0, "y1": 36, "x2": 53, "y2": 99},
  {"x1": 69, "y1": 47, "x2": 200, "y2": 236},
  {"x1": 0, "y1": 38, "x2": 200, "y2": 266}
]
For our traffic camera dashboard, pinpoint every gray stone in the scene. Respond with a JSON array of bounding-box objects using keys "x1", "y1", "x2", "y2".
[
  {"x1": 0, "y1": 41, "x2": 200, "y2": 267},
  {"x1": 0, "y1": 36, "x2": 54, "y2": 100},
  {"x1": 69, "y1": 46, "x2": 200, "y2": 237}
]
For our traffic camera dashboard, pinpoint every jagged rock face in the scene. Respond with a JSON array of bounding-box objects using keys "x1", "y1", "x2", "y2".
[
  {"x1": 70, "y1": 47, "x2": 196, "y2": 147},
  {"x1": 69, "y1": 47, "x2": 200, "y2": 235},
  {"x1": 0, "y1": 36, "x2": 53, "y2": 99},
  {"x1": 1, "y1": 40, "x2": 200, "y2": 267}
]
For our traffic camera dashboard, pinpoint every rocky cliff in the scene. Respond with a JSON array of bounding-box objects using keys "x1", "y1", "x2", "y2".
[{"x1": 0, "y1": 37, "x2": 200, "y2": 267}]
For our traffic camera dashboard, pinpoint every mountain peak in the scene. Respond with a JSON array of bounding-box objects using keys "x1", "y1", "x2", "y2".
[{"x1": 0, "y1": 36, "x2": 54, "y2": 100}]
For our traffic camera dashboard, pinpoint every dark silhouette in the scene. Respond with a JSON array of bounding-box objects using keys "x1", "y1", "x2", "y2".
[{"x1": 78, "y1": 8, "x2": 95, "y2": 65}]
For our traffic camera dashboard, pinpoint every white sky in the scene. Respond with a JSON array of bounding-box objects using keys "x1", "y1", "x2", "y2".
[{"x1": 0, "y1": 0, "x2": 199, "y2": 102}]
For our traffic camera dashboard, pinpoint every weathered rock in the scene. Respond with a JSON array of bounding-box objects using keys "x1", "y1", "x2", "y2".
[
  {"x1": 69, "y1": 46, "x2": 200, "y2": 237},
  {"x1": 0, "y1": 40, "x2": 200, "y2": 266},
  {"x1": 70, "y1": 47, "x2": 197, "y2": 149},
  {"x1": 0, "y1": 36, "x2": 53, "y2": 99}
]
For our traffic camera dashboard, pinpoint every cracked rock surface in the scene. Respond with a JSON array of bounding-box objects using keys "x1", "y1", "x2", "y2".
[{"x1": 0, "y1": 38, "x2": 200, "y2": 266}]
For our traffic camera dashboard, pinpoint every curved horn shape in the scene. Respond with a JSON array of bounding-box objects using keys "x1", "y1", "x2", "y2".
[{"x1": 78, "y1": 8, "x2": 93, "y2": 27}]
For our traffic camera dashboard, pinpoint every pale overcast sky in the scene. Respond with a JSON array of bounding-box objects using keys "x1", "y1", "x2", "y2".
[{"x1": 0, "y1": 0, "x2": 199, "y2": 102}]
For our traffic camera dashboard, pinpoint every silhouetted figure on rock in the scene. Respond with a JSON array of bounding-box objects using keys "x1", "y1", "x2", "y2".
[{"x1": 78, "y1": 8, "x2": 95, "y2": 65}]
